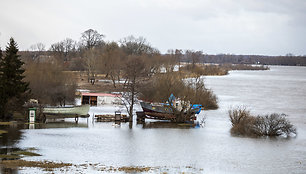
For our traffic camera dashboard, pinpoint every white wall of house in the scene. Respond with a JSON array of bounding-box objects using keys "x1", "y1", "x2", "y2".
[{"x1": 97, "y1": 96, "x2": 122, "y2": 106}]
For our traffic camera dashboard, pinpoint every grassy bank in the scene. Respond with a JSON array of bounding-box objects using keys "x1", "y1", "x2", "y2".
[{"x1": 180, "y1": 64, "x2": 269, "y2": 78}]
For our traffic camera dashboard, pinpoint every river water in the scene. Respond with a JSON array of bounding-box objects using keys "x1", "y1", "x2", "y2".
[{"x1": 1, "y1": 66, "x2": 306, "y2": 173}]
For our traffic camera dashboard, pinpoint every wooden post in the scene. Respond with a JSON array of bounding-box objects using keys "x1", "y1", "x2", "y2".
[
  {"x1": 136, "y1": 111, "x2": 145, "y2": 124},
  {"x1": 115, "y1": 111, "x2": 121, "y2": 121},
  {"x1": 75, "y1": 116, "x2": 79, "y2": 123}
]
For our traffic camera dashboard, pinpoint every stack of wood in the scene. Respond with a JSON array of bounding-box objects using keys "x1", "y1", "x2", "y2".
[{"x1": 95, "y1": 114, "x2": 128, "y2": 122}]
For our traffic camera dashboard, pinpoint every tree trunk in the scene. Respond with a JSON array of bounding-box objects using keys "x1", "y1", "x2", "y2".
[
  {"x1": 129, "y1": 89, "x2": 134, "y2": 122},
  {"x1": 129, "y1": 104, "x2": 133, "y2": 122},
  {"x1": 128, "y1": 77, "x2": 136, "y2": 122},
  {"x1": 110, "y1": 74, "x2": 116, "y2": 88}
]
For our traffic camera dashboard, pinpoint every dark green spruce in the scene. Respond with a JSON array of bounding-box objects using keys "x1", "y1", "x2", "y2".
[{"x1": 0, "y1": 38, "x2": 29, "y2": 120}]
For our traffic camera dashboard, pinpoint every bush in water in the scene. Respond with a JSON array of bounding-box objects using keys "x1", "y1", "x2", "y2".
[{"x1": 229, "y1": 107, "x2": 296, "y2": 137}]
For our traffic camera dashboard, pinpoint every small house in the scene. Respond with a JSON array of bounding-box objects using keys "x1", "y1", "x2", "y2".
[{"x1": 81, "y1": 93, "x2": 122, "y2": 106}]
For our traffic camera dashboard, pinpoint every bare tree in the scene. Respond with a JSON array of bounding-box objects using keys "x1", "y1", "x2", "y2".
[
  {"x1": 122, "y1": 56, "x2": 148, "y2": 122},
  {"x1": 83, "y1": 48, "x2": 101, "y2": 84},
  {"x1": 36, "y1": 43, "x2": 46, "y2": 52},
  {"x1": 175, "y1": 49, "x2": 183, "y2": 71},
  {"x1": 145, "y1": 53, "x2": 163, "y2": 75},
  {"x1": 100, "y1": 42, "x2": 124, "y2": 88},
  {"x1": 29, "y1": 43, "x2": 46, "y2": 59},
  {"x1": 120, "y1": 35, "x2": 159, "y2": 56},
  {"x1": 80, "y1": 29, "x2": 104, "y2": 50},
  {"x1": 165, "y1": 50, "x2": 178, "y2": 72},
  {"x1": 50, "y1": 42, "x2": 65, "y2": 58},
  {"x1": 30, "y1": 43, "x2": 46, "y2": 52},
  {"x1": 62, "y1": 38, "x2": 77, "y2": 59},
  {"x1": 50, "y1": 38, "x2": 77, "y2": 61},
  {"x1": 185, "y1": 50, "x2": 202, "y2": 68}
]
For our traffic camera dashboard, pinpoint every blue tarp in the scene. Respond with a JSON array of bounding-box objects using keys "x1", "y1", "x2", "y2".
[
  {"x1": 168, "y1": 94, "x2": 176, "y2": 104},
  {"x1": 191, "y1": 104, "x2": 202, "y2": 114}
]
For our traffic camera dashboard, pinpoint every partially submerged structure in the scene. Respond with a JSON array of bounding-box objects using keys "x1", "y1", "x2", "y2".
[
  {"x1": 81, "y1": 93, "x2": 122, "y2": 106},
  {"x1": 138, "y1": 94, "x2": 202, "y2": 123}
]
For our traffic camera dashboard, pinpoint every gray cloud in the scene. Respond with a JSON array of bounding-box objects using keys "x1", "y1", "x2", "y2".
[{"x1": 0, "y1": 0, "x2": 305, "y2": 55}]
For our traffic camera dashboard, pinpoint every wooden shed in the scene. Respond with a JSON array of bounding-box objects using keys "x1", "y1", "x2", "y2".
[{"x1": 81, "y1": 93, "x2": 122, "y2": 106}]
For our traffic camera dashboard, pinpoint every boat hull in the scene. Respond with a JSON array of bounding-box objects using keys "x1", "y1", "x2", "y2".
[
  {"x1": 140, "y1": 102, "x2": 201, "y2": 115},
  {"x1": 140, "y1": 102, "x2": 172, "y2": 114},
  {"x1": 43, "y1": 105, "x2": 90, "y2": 116}
]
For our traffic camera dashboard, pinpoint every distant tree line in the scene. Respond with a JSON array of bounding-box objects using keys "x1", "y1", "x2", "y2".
[{"x1": 196, "y1": 54, "x2": 306, "y2": 66}]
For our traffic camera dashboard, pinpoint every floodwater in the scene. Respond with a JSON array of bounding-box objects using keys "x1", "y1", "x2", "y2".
[{"x1": 1, "y1": 66, "x2": 306, "y2": 173}]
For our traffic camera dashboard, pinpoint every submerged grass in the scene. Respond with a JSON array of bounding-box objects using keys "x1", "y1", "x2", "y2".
[
  {"x1": 0, "y1": 159, "x2": 72, "y2": 169},
  {"x1": 0, "y1": 154, "x2": 20, "y2": 160},
  {"x1": 0, "y1": 130, "x2": 8, "y2": 135},
  {"x1": 117, "y1": 166, "x2": 152, "y2": 173},
  {"x1": 25, "y1": 147, "x2": 38, "y2": 151},
  {"x1": 0, "y1": 159, "x2": 204, "y2": 173},
  {"x1": 0, "y1": 160, "x2": 154, "y2": 173},
  {"x1": 0, "y1": 122, "x2": 12, "y2": 125},
  {"x1": 0, "y1": 147, "x2": 41, "y2": 161},
  {"x1": 13, "y1": 151, "x2": 41, "y2": 157}
]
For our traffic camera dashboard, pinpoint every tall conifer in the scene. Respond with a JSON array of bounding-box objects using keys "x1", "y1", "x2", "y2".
[{"x1": 0, "y1": 38, "x2": 29, "y2": 119}]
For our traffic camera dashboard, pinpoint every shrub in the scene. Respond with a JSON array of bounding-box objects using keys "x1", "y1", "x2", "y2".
[
  {"x1": 229, "y1": 107, "x2": 296, "y2": 137},
  {"x1": 139, "y1": 73, "x2": 218, "y2": 110},
  {"x1": 253, "y1": 113, "x2": 297, "y2": 136},
  {"x1": 228, "y1": 106, "x2": 250, "y2": 126}
]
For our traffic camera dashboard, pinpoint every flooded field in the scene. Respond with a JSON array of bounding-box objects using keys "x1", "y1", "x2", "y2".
[{"x1": 1, "y1": 66, "x2": 306, "y2": 173}]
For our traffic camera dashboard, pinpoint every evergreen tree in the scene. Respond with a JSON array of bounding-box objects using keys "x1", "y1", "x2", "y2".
[{"x1": 0, "y1": 38, "x2": 29, "y2": 119}]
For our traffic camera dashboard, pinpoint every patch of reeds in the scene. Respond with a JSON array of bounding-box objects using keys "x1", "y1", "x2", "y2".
[
  {"x1": 181, "y1": 64, "x2": 228, "y2": 76},
  {"x1": 229, "y1": 106, "x2": 296, "y2": 137}
]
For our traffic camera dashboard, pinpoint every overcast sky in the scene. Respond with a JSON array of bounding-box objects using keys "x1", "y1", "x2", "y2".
[{"x1": 0, "y1": 0, "x2": 305, "y2": 55}]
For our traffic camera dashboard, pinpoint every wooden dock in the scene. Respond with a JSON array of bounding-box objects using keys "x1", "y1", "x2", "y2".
[{"x1": 95, "y1": 114, "x2": 128, "y2": 122}]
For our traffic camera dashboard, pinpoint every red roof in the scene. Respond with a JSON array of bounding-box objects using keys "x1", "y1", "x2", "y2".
[{"x1": 81, "y1": 93, "x2": 121, "y2": 97}]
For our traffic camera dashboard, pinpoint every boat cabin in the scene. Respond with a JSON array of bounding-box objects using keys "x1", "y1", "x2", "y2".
[{"x1": 81, "y1": 93, "x2": 122, "y2": 106}]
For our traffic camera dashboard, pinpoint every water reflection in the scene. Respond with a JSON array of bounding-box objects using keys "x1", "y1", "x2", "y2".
[
  {"x1": 0, "y1": 124, "x2": 23, "y2": 147},
  {"x1": 30, "y1": 121, "x2": 88, "y2": 129},
  {"x1": 0, "y1": 120, "x2": 88, "y2": 173},
  {"x1": 1, "y1": 66, "x2": 306, "y2": 173},
  {"x1": 142, "y1": 121, "x2": 199, "y2": 129},
  {"x1": 1, "y1": 167, "x2": 18, "y2": 174},
  {"x1": 0, "y1": 123, "x2": 23, "y2": 173}
]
